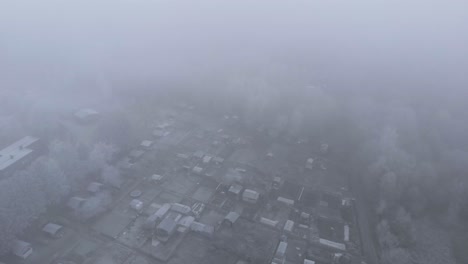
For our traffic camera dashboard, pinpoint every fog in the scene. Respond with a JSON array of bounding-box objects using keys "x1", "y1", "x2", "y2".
[
  {"x1": 2, "y1": 0, "x2": 467, "y2": 95},
  {"x1": 1, "y1": 1, "x2": 468, "y2": 264}
]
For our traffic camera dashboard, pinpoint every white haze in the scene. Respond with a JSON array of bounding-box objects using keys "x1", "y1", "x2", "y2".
[{"x1": 0, "y1": 0, "x2": 467, "y2": 99}]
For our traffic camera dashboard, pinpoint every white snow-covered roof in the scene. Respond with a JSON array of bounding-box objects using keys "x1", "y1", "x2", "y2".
[{"x1": 42, "y1": 223, "x2": 63, "y2": 236}]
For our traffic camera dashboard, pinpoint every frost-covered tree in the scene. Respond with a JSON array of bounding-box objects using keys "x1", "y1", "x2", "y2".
[
  {"x1": 101, "y1": 165, "x2": 123, "y2": 188},
  {"x1": 89, "y1": 142, "x2": 117, "y2": 173}
]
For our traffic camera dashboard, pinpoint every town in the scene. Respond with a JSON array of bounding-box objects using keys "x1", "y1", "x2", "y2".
[{"x1": 0, "y1": 104, "x2": 367, "y2": 264}]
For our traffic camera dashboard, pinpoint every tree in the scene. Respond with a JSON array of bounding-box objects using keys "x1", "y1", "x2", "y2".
[
  {"x1": 29, "y1": 157, "x2": 70, "y2": 205},
  {"x1": 0, "y1": 169, "x2": 48, "y2": 254},
  {"x1": 74, "y1": 191, "x2": 112, "y2": 221},
  {"x1": 376, "y1": 220, "x2": 399, "y2": 249},
  {"x1": 392, "y1": 207, "x2": 414, "y2": 247},
  {"x1": 380, "y1": 247, "x2": 412, "y2": 264},
  {"x1": 49, "y1": 140, "x2": 90, "y2": 185},
  {"x1": 101, "y1": 165, "x2": 123, "y2": 188},
  {"x1": 89, "y1": 142, "x2": 117, "y2": 173}
]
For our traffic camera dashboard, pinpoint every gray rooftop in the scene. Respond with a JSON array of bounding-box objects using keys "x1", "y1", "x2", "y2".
[{"x1": 0, "y1": 136, "x2": 39, "y2": 172}]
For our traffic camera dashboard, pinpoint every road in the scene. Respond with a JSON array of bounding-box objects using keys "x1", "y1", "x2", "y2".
[{"x1": 351, "y1": 178, "x2": 380, "y2": 264}]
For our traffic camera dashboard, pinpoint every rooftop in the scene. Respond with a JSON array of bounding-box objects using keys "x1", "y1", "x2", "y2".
[{"x1": 0, "y1": 136, "x2": 39, "y2": 172}]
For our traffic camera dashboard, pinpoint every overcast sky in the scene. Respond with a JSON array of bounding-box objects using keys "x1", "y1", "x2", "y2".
[{"x1": 1, "y1": 0, "x2": 467, "y2": 97}]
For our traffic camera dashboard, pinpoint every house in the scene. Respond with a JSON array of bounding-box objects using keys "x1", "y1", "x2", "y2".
[
  {"x1": 305, "y1": 158, "x2": 314, "y2": 170},
  {"x1": 192, "y1": 166, "x2": 203, "y2": 175},
  {"x1": 152, "y1": 129, "x2": 167, "y2": 138},
  {"x1": 202, "y1": 155, "x2": 212, "y2": 164},
  {"x1": 42, "y1": 223, "x2": 64, "y2": 238},
  {"x1": 156, "y1": 213, "x2": 181, "y2": 242},
  {"x1": 319, "y1": 238, "x2": 346, "y2": 251},
  {"x1": 193, "y1": 150, "x2": 205, "y2": 159},
  {"x1": 176, "y1": 153, "x2": 190, "y2": 160},
  {"x1": 140, "y1": 140, "x2": 154, "y2": 150},
  {"x1": 150, "y1": 174, "x2": 164, "y2": 183},
  {"x1": 272, "y1": 241, "x2": 288, "y2": 263},
  {"x1": 242, "y1": 189, "x2": 259, "y2": 204},
  {"x1": 228, "y1": 184, "x2": 243, "y2": 198},
  {"x1": 130, "y1": 199, "x2": 143, "y2": 212},
  {"x1": 191, "y1": 202, "x2": 205, "y2": 218},
  {"x1": 272, "y1": 176, "x2": 282, "y2": 190},
  {"x1": 144, "y1": 203, "x2": 171, "y2": 230},
  {"x1": 277, "y1": 196, "x2": 294, "y2": 206},
  {"x1": 283, "y1": 220, "x2": 294, "y2": 233},
  {"x1": 260, "y1": 217, "x2": 278, "y2": 228},
  {"x1": 74, "y1": 108, "x2": 99, "y2": 123},
  {"x1": 212, "y1": 157, "x2": 224, "y2": 164},
  {"x1": 177, "y1": 216, "x2": 195, "y2": 233},
  {"x1": 190, "y1": 221, "x2": 214, "y2": 238},
  {"x1": 129, "y1": 150, "x2": 145, "y2": 163},
  {"x1": 12, "y1": 240, "x2": 33, "y2": 259},
  {"x1": 170, "y1": 203, "x2": 192, "y2": 215},
  {"x1": 320, "y1": 143, "x2": 329, "y2": 154},
  {"x1": 223, "y1": 212, "x2": 240, "y2": 227},
  {"x1": 303, "y1": 260, "x2": 316, "y2": 264},
  {"x1": 87, "y1": 182, "x2": 103, "y2": 193},
  {"x1": 156, "y1": 217, "x2": 178, "y2": 242},
  {"x1": 67, "y1": 197, "x2": 86, "y2": 210},
  {"x1": 0, "y1": 136, "x2": 41, "y2": 179}
]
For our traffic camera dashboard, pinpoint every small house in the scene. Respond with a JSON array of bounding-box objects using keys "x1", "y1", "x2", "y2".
[
  {"x1": 193, "y1": 151, "x2": 205, "y2": 159},
  {"x1": 177, "y1": 216, "x2": 195, "y2": 233},
  {"x1": 223, "y1": 212, "x2": 240, "y2": 227},
  {"x1": 192, "y1": 166, "x2": 203, "y2": 175},
  {"x1": 74, "y1": 108, "x2": 99, "y2": 123},
  {"x1": 190, "y1": 221, "x2": 214, "y2": 238},
  {"x1": 150, "y1": 174, "x2": 164, "y2": 183},
  {"x1": 87, "y1": 182, "x2": 103, "y2": 193},
  {"x1": 156, "y1": 216, "x2": 179, "y2": 242},
  {"x1": 283, "y1": 220, "x2": 294, "y2": 233},
  {"x1": 228, "y1": 184, "x2": 243, "y2": 198},
  {"x1": 306, "y1": 158, "x2": 314, "y2": 170},
  {"x1": 42, "y1": 223, "x2": 64, "y2": 238},
  {"x1": 67, "y1": 197, "x2": 86, "y2": 210},
  {"x1": 242, "y1": 189, "x2": 259, "y2": 204},
  {"x1": 260, "y1": 217, "x2": 278, "y2": 228},
  {"x1": 12, "y1": 240, "x2": 33, "y2": 259},
  {"x1": 277, "y1": 196, "x2": 295, "y2": 206},
  {"x1": 171, "y1": 203, "x2": 192, "y2": 215},
  {"x1": 130, "y1": 199, "x2": 143, "y2": 212},
  {"x1": 275, "y1": 241, "x2": 288, "y2": 259},
  {"x1": 140, "y1": 140, "x2": 154, "y2": 150},
  {"x1": 202, "y1": 155, "x2": 212, "y2": 164},
  {"x1": 212, "y1": 157, "x2": 224, "y2": 165},
  {"x1": 129, "y1": 150, "x2": 145, "y2": 163}
]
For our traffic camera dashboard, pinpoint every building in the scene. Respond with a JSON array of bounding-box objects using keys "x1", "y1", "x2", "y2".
[
  {"x1": 170, "y1": 203, "x2": 192, "y2": 215},
  {"x1": 87, "y1": 182, "x2": 103, "y2": 193},
  {"x1": 223, "y1": 212, "x2": 240, "y2": 227},
  {"x1": 0, "y1": 136, "x2": 41, "y2": 179},
  {"x1": 130, "y1": 199, "x2": 144, "y2": 212},
  {"x1": 228, "y1": 184, "x2": 243, "y2": 198},
  {"x1": 305, "y1": 158, "x2": 314, "y2": 170},
  {"x1": 260, "y1": 217, "x2": 278, "y2": 228},
  {"x1": 74, "y1": 108, "x2": 99, "y2": 123},
  {"x1": 242, "y1": 189, "x2": 259, "y2": 204},
  {"x1": 129, "y1": 150, "x2": 145, "y2": 163},
  {"x1": 67, "y1": 197, "x2": 86, "y2": 210},
  {"x1": 156, "y1": 213, "x2": 181, "y2": 242},
  {"x1": 283, "y1": 220, "x2": 294, "y2": 233},
  {"x1": 42, "y1": 223, "x2": 64, "y2": 238},
  {"x1": 190, "y1": 221, "x2": 214, "y2": 238},
  {"x1": 140, "y1": 140, "x2": 154, "y2": 150},
  {"x1": 12, "y1": 240, "x2": 33, "y2": 259}
]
